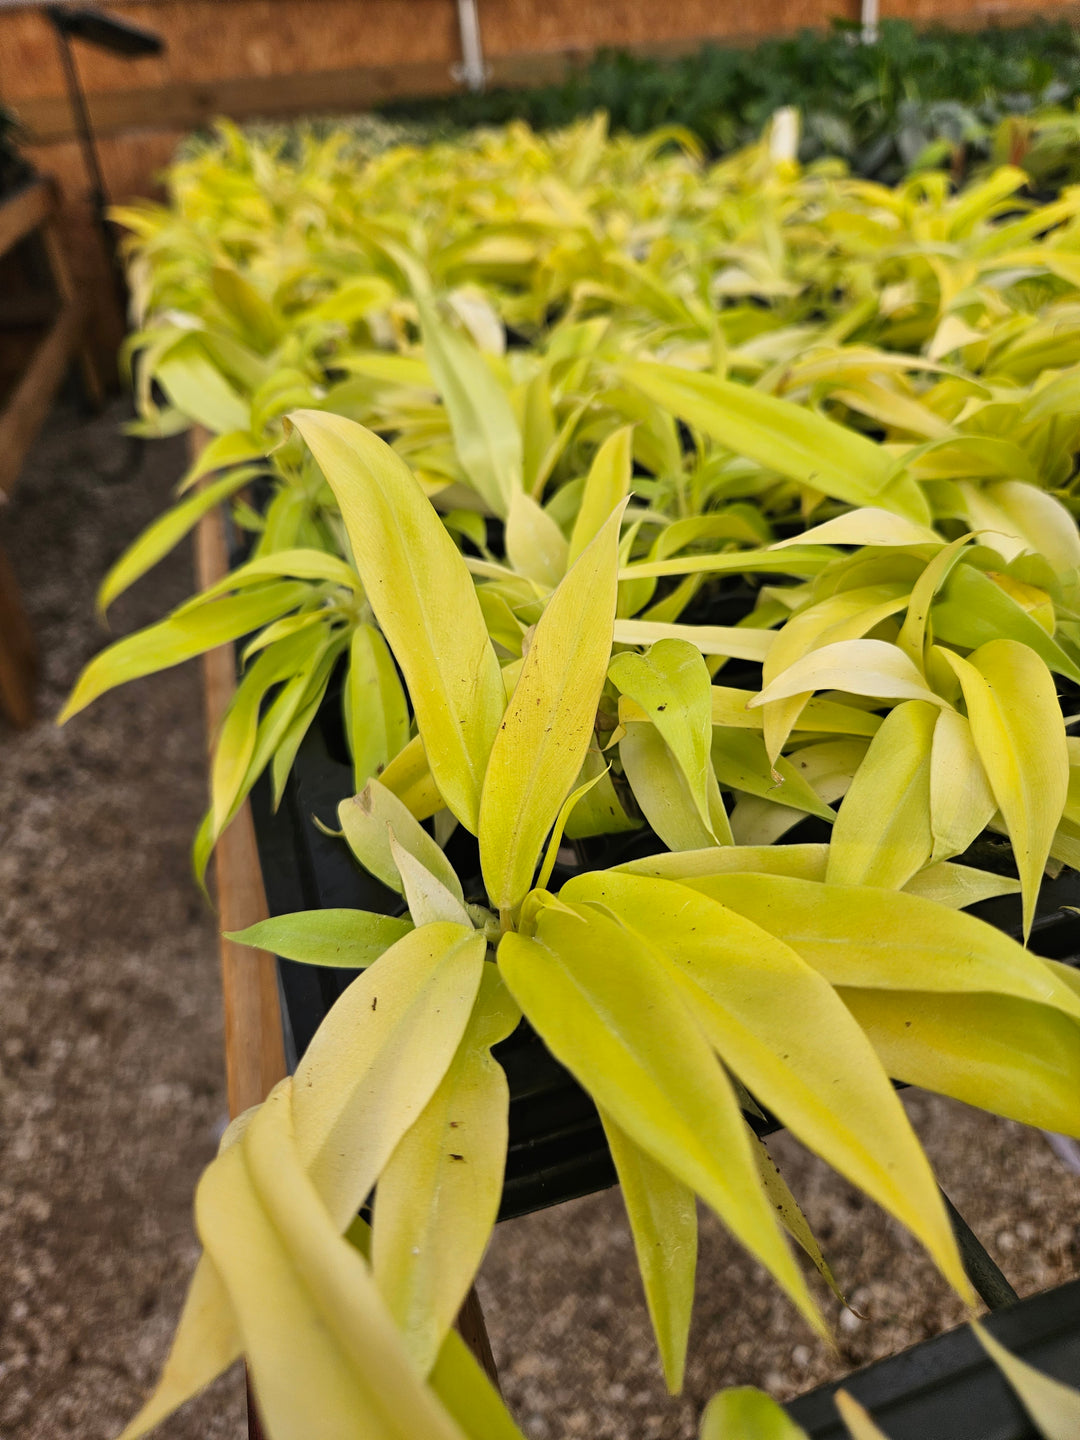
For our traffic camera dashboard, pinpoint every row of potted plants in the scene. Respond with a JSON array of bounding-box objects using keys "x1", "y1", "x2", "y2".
[{"x1": 65, "y1": 117, "x2": 1080, "y2": 1437}]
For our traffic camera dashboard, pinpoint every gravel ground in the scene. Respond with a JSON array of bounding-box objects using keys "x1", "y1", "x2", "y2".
[{"x1": 1, "y1": 400, "x2": 1077, "y2": 1440}]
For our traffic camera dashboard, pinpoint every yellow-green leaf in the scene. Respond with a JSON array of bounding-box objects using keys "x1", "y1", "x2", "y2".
[
  {"x1": 600, "y1": 1109, "x2": 697, "y2": 1394},
  {"x1": 478, "y1": 502, "x2": 626, "y2": 916},
  {"x1": 374, "y1": 967, "x2": 519, "y2": 1373},
  {"x1": 699, "y1": 1388, "x2": 809, "y2": 1439},
  {"x1": 498, "y1": 904, "x2": 823, "y2": 1336},
  {"x1": 289, "y1": 411, "x2": 504, "y2": 832},
  {"x1": 344, "y1": 624, "x2": 411, "y2": 795},
  {"x1": 928, "y1": 708, "x2": 996, "y2": 863},
  {"x1": 339, "y1": 779, "x2": 464, "y2": 902},
  {"x1": 973, "y1": 1322, "x2": 1080, "y2": 1440},
  {"x1": 827, "y1": 700, "x2": 937, "y2": 890},
  {"x1": 568, "y1": 425, "x2": 633, "y2": 567},
  {"x1": 680, "y1": 874, "x2": 1080, "y2": 1019},
  {"x1": 227, "y1": 909, "x2": 414, "y2": 968},
  {"x1": 610, "y1": 639, "x2": 716, "y2": 834},
  {"x1": 564, "y1": 870, "x2": 968, "y2": 1300},
  {"x1": 292, "y1": 923, "x2": 486, "y2": 1228},
  {"x1": 839, "y1": 987, "x2": 1080, "y2": 1136},
  {"x1": 940, "y1": 640, "x2": 1069, "y2": 940}
]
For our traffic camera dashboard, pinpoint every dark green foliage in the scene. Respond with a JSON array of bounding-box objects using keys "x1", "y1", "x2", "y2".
[{"x1": 382, "y1": 19, "x2": 1080, "y2": 183}]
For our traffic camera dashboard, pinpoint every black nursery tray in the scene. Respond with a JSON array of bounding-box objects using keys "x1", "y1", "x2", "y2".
[{"x1": 785, "y1": 1278, "x2": 1080, "y2": 1440}]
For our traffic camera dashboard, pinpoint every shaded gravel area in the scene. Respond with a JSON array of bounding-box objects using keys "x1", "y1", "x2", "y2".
[{"x1": 1, "y1": 401, "x2": 1077, "y2": 1439}]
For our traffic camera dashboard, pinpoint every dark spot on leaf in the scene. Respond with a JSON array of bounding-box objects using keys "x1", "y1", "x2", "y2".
[
  {"x1": 371, "y1": 996, "x2": 378, "y2": 1011},
  {"x1": 450, "y1": 1153, "x2": 465, "y2": 1162}
]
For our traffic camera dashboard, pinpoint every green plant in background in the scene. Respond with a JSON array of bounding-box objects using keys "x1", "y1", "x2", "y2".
[
  {"x1": 382, "y1": 19, "x2": 1080, "y2": 186},
  {"x1": 111, "y1": 414, "x2": 1080, "y2": 1439}
]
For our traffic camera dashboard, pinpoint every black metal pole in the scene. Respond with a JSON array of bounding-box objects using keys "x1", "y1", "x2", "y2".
[{"x1": 47, "y1": 9, "x2": 128, "y2": 311}]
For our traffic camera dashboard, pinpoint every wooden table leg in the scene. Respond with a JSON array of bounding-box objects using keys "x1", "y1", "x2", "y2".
[
  {"x1": 0, "y1": 541, "x2": 36, "y2": 728},
  {"x1": 456, "y1": 1285, "x2": 500, "y2": 1390}
]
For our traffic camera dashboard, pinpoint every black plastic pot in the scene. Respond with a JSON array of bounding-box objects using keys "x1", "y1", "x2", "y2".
[{"x1": 785, "y1": 1278, "x2": 1080, "y2": 1440}]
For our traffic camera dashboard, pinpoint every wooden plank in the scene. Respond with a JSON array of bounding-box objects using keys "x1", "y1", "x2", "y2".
[
  {"x1": 0, "y1": 179, "x2": 54, "y2": 259},
  {"x1": 0, "y1": 540, "x2": 37, "y2": 729},
  {"x1": 38, "y1": 206, "x2": 107, "y2": 409},
  {"x1": 0, "y1": 299, "x2": 83, "y2": 499},
  {"x1": 191, "y1": 425, "x2": 287, "y2": 1119},
  {"x1": 14, "y1": 4, "x2": 1080, "y2": 145}
]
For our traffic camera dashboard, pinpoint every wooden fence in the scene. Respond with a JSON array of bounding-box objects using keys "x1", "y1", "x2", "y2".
[{"x1": 0, "y1": 0, "x2": 1076, "y2": 375}]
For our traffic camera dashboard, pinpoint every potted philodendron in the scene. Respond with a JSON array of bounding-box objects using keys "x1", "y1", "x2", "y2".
[
  {"x1": 53, "y1": 118, "x2": 1080, "y2": 1439},
  {"x1": 103, "y1": 411, "x2": 1080, "y2": 1440}
]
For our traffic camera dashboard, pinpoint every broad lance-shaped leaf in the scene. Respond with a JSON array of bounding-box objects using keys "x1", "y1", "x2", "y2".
[
  {"x1": 58, "y1": 580, "x2": 312, "y2": 722},
  {"x1": 618, "y1": 842, "x2": 1019, "y2": 909},
  {"x1": 759, "y1": 585, "x2": 912, "y2": 762},
  {"x1": 940, "y1": 640, "x2": 1068, "y2": 941},
  {"x1": 711, "y1": 730, "x2": 836, "y2": 824},
  {"x1": 498, "y1": 903, "x2": 824, "y2": 1336},
  {"x1": 827, "y1": 700, "x2": 937, "y2": 891},
  {"x1": 621, "y1": 360, "x2": 929, "y2": 522},
  {"x1": 210, "y1": 626, "x2": 331, "y2": 835},
  {"x1": 417, "y1": 293, "x2": 522, "y2": 517},
  {"x1": 770, "y1": 506, "x2": 938, "y2": 550},
  {"x1": 974, "y1": 1321, "x2": 1080, "y2": 1440},
  {"x1": 344, "y1": 624, "x2": 411, "y2": 795},
  {"x1": 610, "y1": 639, "x2": 716, "y2": 834},
  {"x1": 292, "y1": 923, "x2": 486, "y2": 1228},
  {"x1": 678, "y1": 874, "x2": 1080, "y2": 1020},
  {"x1": 97, "y1": 464, "x2": 260, "y2": 613},
  {"x1": 339, "y1": 778, "x2": 465, "y2": 902},
  {"x1": 479, "y1": 501, "x2": 627, "y2": 917},
  {"x1": 928, "y1": 708, "x2": 996, "y2": 863},
  {"x1": 932, "y1": 565, "x2": 1080, "y2": 685},
  {"x1": 599, "y1": 1109, "x2": 697, "y2": 1394},
  {"x1": 505, "y1": 490, "x2": 568, "y2": 588},
  {"x1": 839, "y1": 987, "x2": 1080, "y2": 1137},
  {"x1": 289, "y1": 412, "x2": 504, "y2": 833},
  {"x1": 614, "y1": 618, "x2": 775, "y2": 662},
  {"x1": 752, "y1": 639, "x2": 944, "y2": 717},
  {"x1": 196, "y1": 1082, "x2": 471, "y2": 1440},
  {"x1": 569, "y1": 424, "x2": 633, "y2": 567},
  {"x1": 699, "y1": 1387, "x2": 809, "y2": 1439},
  {"x1": 389, "y1": 835, "x2": 471, "y2": 928},
  {"x1": 563, "y1": 871, "x2": 969, "y2": 1300},
  {"x1": 227, "y1": 909, "x2": 414, "y2": 967},
  {"x1": 620, "y1": 720, "x2": 732, "y2": 851},
  {"x1": 373, "y1": 967, "x2": 520, "y2": 1374},
  {"x1": 156, "y1": 336, "x2": 250, "y2": 434}
]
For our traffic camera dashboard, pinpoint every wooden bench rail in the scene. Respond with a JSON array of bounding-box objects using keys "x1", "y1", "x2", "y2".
[{"x1": 0, "y1": 176, "x2": 105, "y2": 729}]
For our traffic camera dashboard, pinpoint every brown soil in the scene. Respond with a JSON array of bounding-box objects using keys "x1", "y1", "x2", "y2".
[{"x1": 1, "y1": 401, "x2": 1077, "y2": 1440}]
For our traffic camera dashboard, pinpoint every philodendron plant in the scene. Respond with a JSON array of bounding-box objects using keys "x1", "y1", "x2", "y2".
[{"x1": 119, "y1": 413, "x2": 1080, "y2": 1440}]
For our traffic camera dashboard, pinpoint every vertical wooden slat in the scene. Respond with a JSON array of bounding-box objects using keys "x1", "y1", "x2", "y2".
[
  {"x1": 190, "y1": 426, "x2": 287, "y2": 1118},
  {"x1": 0, "y1": 542, "x2": 37, "y2": 728}
]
